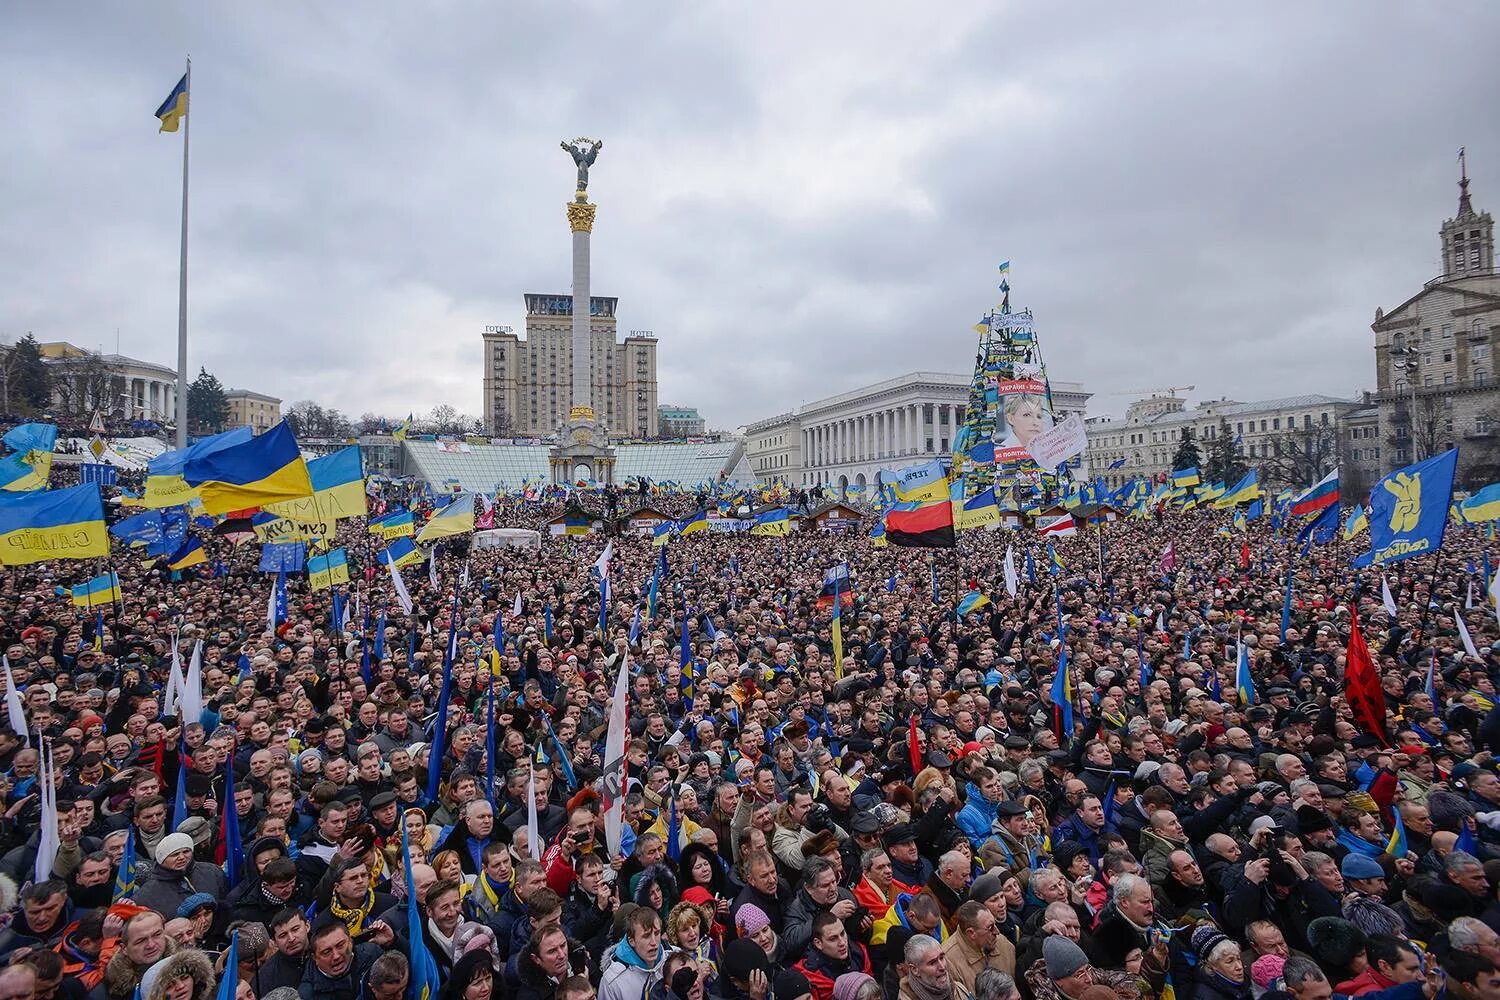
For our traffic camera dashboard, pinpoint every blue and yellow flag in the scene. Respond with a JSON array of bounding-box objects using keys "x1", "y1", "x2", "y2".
[
  {"x1": 749, "y1": 508, "x2": 791, "y2": 536},
  {"x1": 307, "y1": 548, "x2": 349, "y2": 591},
  {"x1": 957, "y1": 487, "x2": 1002, "y2": 531},
  {"x1": 369, "y1": 509, "x2": 415, "y2": 539},
  {"x1": 1172, "y1": 467, "x2": 1200, "y2": 488},
  {"x1": 881, "y1": 460, "x2": 950, "y2": 505},
  {"x1": 957, "y1": 590, "x2": 991, "y2": 616},
  {"x1": 264, "y1": 445, "x2": 366, "y2": 526},
  {"x1": 142, "y1": 427, "x2": 252, "y2": 509},
  {"x1": 1214, "y1": 470, "x2": 1261, "y2": 508},
  {"x1": 417, "y1": 493, "x2": 474, "y2": 542},
  {"x1": 156, "y1": 73, "x2": 188, "y2": 133},
  {"x1": 0, "y1": 423, "x2": 58, "y2": 492},
  {"x1": 379, "y1": 536, "x2": 424, "y2": 568},
  {"x1": 165, "y1": 536, "x2": 207, "y2": 571},
  {"x1": 1385, "y1": 808, "x2": 1409, "y2": 857},
  {"x1": 1460, "y1": 483, "x2": 1500, "y2": 523},
  {"x1": 869, "y1": 518, "x2": 887, "y2": 548},
  {"x1": 1344, "y1": 504, "x2": 1369, "y2": 541},
  {"x1": 0, "y1": 483, "x2": 109, "y2": 566},
  {"x1": 677, "y1": 510, "x2": 708, "y2": 535},
  {"x1": 71, "y1": 572, "x2": 122, "y2": 607},
  {"x1": 651, "y1": 520, "x2": 675, "y2": 546},
  {"x1": 392, "y1": 413, "x2": 413, "y2": 442},
  {"x1": 1367, "y1": 448, "x2": 1458, "y2": 566},
  {"x1": 112, "y1": 827, "x2": 136, "y2": 901},
  {"x1": 183, "y1": 421, "x2": 313, "y2": 516}
]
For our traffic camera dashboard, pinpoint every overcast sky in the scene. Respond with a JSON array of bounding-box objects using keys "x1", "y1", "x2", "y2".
[{"x1": 4, "y1": 3, "x2": 1498, "y2": 429}]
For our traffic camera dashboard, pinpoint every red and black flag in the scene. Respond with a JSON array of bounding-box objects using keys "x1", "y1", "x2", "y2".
[
  {"x1": 886, "y1": 501, "x2": 956, "y2": 548},
  {"x1": 1344, "y1": 606, "x2": 1388, "y2": 742}
]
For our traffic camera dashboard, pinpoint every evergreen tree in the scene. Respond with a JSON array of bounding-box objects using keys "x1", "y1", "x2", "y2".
[
  {"x1": 1203, "y1": 419, "x2": 1247, "y2": 485},
  {"x1": 1, "y1": 334, "x2": 52, "y2": 413},
  {"x1": 1170, "y1": 428, "x2": 1202, "y2": 474},
  {"x1": 187, "y1": 367, "x2": 230, "y2": 434}
]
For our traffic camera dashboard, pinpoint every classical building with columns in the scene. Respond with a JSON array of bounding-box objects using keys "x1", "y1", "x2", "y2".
[
  {"x1": 743, "y1": 371, "x2": 1089, "y2": 492},
  {"x1": 38, "y1": 341, "x2": 178, "y2": 423}
]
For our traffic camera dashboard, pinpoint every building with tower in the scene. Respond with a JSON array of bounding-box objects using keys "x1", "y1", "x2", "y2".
[
  {"x1": 481, "y1": 299, "x2": 658, "y2": 439},
  {"x1": 1371, "y1": 151, "x2": 1500, "y2": 483}
]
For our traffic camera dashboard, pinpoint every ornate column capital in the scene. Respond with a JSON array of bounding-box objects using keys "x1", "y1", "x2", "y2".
[{"x1": 567, "y1": 201, "x2": 597, "y2": 233}]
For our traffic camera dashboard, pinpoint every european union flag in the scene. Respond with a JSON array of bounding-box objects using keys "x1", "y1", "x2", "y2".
[
  {"x1": 1108, "y1": 458, "x2": 1126, "y2": 470},
  {"x1": 1367, "y1": 449, "x2": 1458, "y2": 566}
]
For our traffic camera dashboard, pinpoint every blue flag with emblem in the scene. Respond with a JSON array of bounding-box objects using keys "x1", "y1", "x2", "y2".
[
  {"x1": 402, "y1": 815, "x2": 441, "y2": 1000},
  {"x1": 113, "y1": 826, "x2": 136, "y2": 900},
  {"x1": 1367, "y1": 449, "x2": 1459, "y2": 566}
]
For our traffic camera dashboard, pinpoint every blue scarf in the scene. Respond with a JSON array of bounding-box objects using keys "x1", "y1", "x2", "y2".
[{"x1": 1335, "y1": 827, "x2": 1384, "y2": 859}]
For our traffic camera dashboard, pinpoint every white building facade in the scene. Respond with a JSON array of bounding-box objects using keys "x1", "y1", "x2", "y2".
[
  {"x1": 761, "y1": 372, "x2": 1089, "y2": 492},
  {"x1": 743, "y1": 412, "x2": 802, "y2": 484}
]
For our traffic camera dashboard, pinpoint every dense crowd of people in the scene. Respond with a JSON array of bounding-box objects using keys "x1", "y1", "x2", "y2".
[{"x1": 1, "y1": 478, "x2": 1498, "y2": 1000}]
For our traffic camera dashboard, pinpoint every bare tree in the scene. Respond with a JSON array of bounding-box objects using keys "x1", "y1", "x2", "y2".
[
  {"x1": 1384, "y1": 392, "x2": 1450, "y2": 467},
  {"x1": 1257, "y1": 422, "x2": 1342, "y2": 490},
  {"x1": 53, "y1": 351, "x2": 119, "y2": 420}
]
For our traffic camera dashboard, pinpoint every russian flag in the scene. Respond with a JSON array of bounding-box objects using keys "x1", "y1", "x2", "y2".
[{"x1": 1291, "y1": 470, "x2": 1339, "y2": 517}]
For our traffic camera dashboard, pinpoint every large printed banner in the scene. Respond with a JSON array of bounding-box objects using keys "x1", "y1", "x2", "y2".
[
  {"x1": 1025, "y1": 412, "x2": 1088, "y2": 470},
  {"x1": 992, "y1": 379, "x2": 1053, "y2": 463}
]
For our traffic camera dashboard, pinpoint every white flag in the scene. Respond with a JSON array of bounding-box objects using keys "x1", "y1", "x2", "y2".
[
  {"x1": 428, "y1": 550, "x2": 439, "y2": 589},
  {"x1": 1456, "y1": 610, "x2": 1482, "y2": 661},
  {"x1": 513, "y1": 592, "x2": 523, "y2": 618},
  {"x1": 601, "y1": 654, "x2": 631, "y2": 858},
  {"x1": 266, "y1": 586, "x2": 277, "y2": 634},
  {"x1": 1003, "y1": 546, "x2": 1018, "y2": 597},
  {"x1": 594, "y1": 540, "x2": 614, "y2": 580},
  {"x1": 1468, "y1": 581, "x2": 1476, "y2": 611},
  {"x1": 389, "y1": 560, "x2": 413, "y2": 615},
  {"x1": 1489, "y1": 571, "x2": 1500, "y2": 628},
  {"x1": 178, "y1": 641, "x2": 204, "y2": 729},
  {"x1": 526, "y1": 757, "x2": 542, "y2": 861},
  {"x1": 1, "y1": 657, "x2": 28, "y2": 747},
  {"x1": 1381, "y1": 576, "x2": 1399, "y2": 618},
  {"x1": 460, "y1": 561, "x2": 470, "y2": 591},
  {"x1": 34, "y1": 742, "x2": 58, "y2": 883},
  {"x1": 163, "y1": 637, "x2": 183, "y2": 719}
]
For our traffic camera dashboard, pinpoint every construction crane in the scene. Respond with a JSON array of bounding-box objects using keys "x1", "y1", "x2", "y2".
[{"x1": 1098, "y1": 384, "x2": 1195, "y2": 398}]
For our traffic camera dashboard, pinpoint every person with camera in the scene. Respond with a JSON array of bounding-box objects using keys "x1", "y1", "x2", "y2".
[{"x1": 1222, "y1": 825, "x2": 1341, "y2": 955}]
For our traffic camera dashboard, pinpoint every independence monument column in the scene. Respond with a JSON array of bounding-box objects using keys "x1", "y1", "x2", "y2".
[{"x1": 549, "y1": 137, "x2": 617, "y2": 486}]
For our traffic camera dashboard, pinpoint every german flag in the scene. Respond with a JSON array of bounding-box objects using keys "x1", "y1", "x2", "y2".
[{"x1": 885, "y1": 500, "x2": 956, "y2": 548}]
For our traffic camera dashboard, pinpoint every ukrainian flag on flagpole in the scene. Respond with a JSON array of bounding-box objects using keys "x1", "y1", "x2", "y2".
[
  {"x1": 71, "y1": 572, "x2": 122, "y2": 607},
  {"x1": 307, "y1": 548, "x2": 350, "y2": 591},
  {"x1": 677, "y1": 510, "x2": 708, "y2": 535},
  {"x1": 165, "y1": 537, "x2": 207, "y2": 571},
  {"x1": 379, "y1": 536, "x2": 424, "y2": 568},
  {"x1": 183, "y1": 421, "x2": 313, "y2": 516},
  {"x1": 0, "y1": 484, "x2": 109, "y2": 566},
  {"x1": 1344, "y1": 504, "x2": 1369, "y2": 540},
  {"x1": 1385, "y1": 808, "x2": 1409, "y2": 857},
  {"x1": 1172, "y1": 467, "x2": 1200, "y2": 488},
  {"x1": 392, "y1": 413, "x2": 413, "y2": 442},
  {"x1": 417, "y1": 493, "x2": 474, "y2": 542},
  {"x1": 156, "y1": 73, "x2": 188, "y2": 132},
  {"x1": 956, "y1": 590, "x2": 991, "y2": 616},
  {"x1": 1460, "y1": 483, "x2": 1500, "y2": 523}
]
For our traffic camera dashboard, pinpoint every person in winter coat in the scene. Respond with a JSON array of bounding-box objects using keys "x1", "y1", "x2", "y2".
[
  {"x1": 0, "y1": 879, "x2": 72, "y2": 961},
  {"x1": 599, "y1": 906, "x2": 668, "y2": 1000},
  {"x1": 139, "y1": 948, "x2": 216, "y2": 1000},
  {"x1": 795, "y1": 911, "x2": 873, "y2": 1000},
  {"x1": 1189, "y1": 927, "x2": 1254, "y2": 1000},
  {"x1": 956, "y1": 771, "x2": 1004, "y2": 850},
  {"x1": 299, "y1": 919, "x2": 392, "y2": 1000},
  {"x1": 88, "y1": 911, "x2": 176, "y2": 1000},
  {"x1": 941, "y1": 901, "x2": 1016, "y2": 992},
  {"x1": 511, "y1": 924, "x2": 590, "y2": 1000},
  {"x1": 784, "y1": 858, "x2": 869, "y2": 960},
  {"x1": 132, "y1": 834, "x2": 228, "y2": 921}
]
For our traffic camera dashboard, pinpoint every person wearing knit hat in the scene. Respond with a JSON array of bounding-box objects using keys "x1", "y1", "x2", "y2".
[
  {"x1": 1043, "y1": 935, "x2": 1090, "y2": 980},
  {"x1": 134, "y1": 832, "x2": 228, "y2": 921},
  {"x1": 734, "y1": 902, "x2": 768, "y2": 937},
  {"x1": 1305, "y1": 918, "x2": 1367, "y2": 983},
  {"x1": 154, "y1": 832, "x2": 195, "y2": 867},
  {"x1": 833, "y1": 972, "x2": 879, "y2": 1000},
  {"x1": 775, "y1": 968, "x2": 814, "y2": 1000},
  {"x1": 1251, "y1": 955, "x2": 1286, "y2": 993}
]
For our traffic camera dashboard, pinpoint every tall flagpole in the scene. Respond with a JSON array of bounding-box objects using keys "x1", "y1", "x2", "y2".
[{"x1": 174, "y1": 56, "x2": 191, "y2": 450}]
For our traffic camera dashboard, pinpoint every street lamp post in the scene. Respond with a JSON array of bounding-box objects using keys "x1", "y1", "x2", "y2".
[{"x1": 1390, "y1": 346, "x2": 1421, "y2": 461}]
